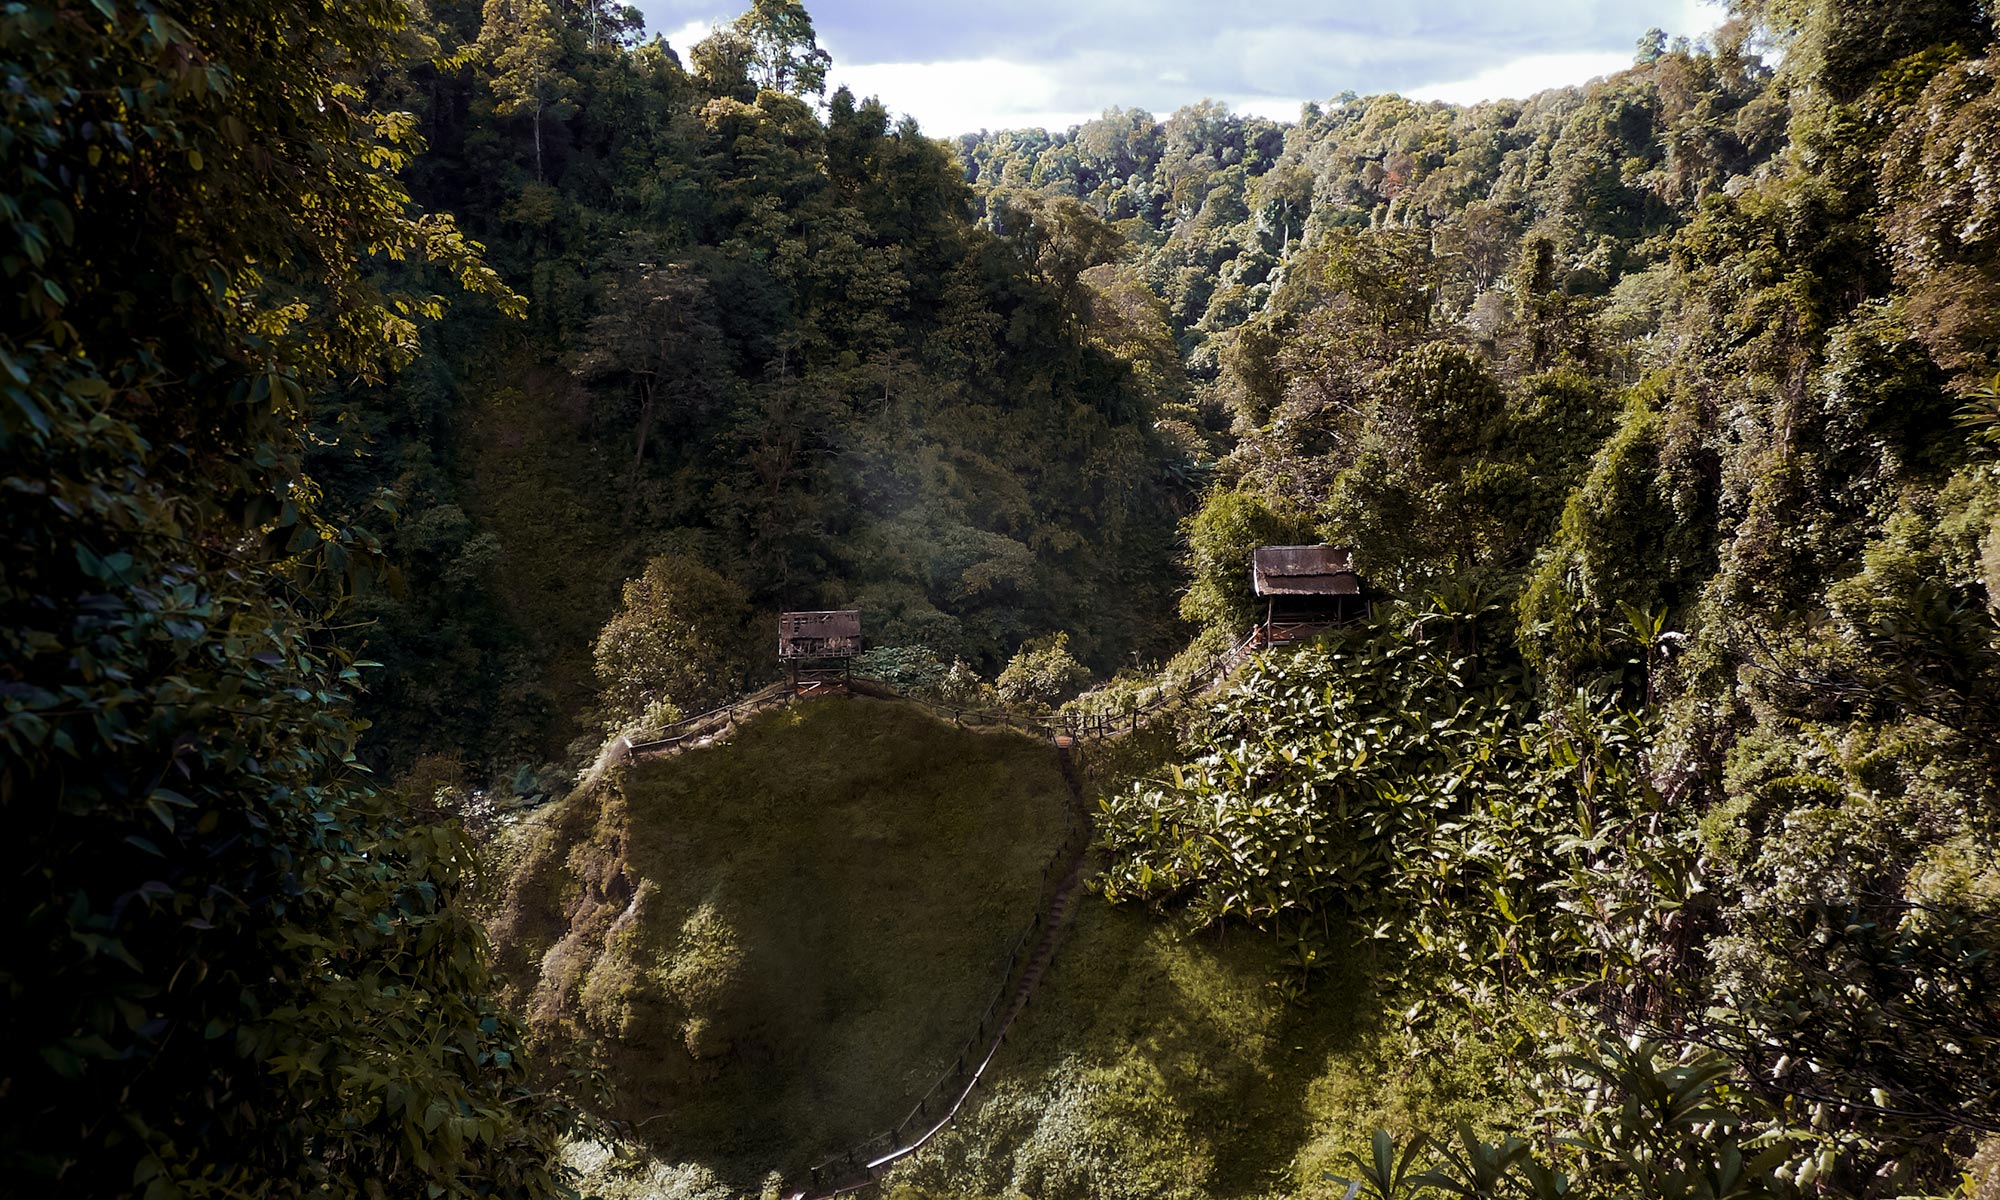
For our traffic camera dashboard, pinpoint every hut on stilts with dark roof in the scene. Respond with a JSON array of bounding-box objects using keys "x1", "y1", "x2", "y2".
[
  {"x1": 1251, "y1": 545, "x2": 1369, "y2": 646},
  {"x1": 778, "y1": 610, "x2": 862, "y2": 695}
]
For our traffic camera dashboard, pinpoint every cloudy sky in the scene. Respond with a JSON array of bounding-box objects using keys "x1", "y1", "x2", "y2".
[{"x1": 631, "y1": 0, "x2": 1727, "y2": 135}]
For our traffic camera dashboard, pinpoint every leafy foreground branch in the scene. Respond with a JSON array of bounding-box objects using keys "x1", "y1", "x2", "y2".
[
  {"x1": 1338, "y1": 1039, "x2": 1817, "y2": 1200},
  {"x1": 1, "y1": 2, "x2": 564, "y2": 1196}
]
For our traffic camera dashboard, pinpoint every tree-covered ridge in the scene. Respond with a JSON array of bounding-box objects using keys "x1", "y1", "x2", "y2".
[
  {"x1": 323, "y1": 0, "x2": 1191, "y2": 770},
  {"x1": 957, "y1": 26, "x2": 1781, "y2": 367}
]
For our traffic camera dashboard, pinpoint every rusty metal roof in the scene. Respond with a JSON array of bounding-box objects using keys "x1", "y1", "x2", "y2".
[
  {"x1": 1252, "y1": 546, "x2": 1361, "y2": 596},
  {"x1": 780, "y1": 610, "x2": 861, "y2": 638},
  {"x1": 778, "y1": 610, "x2": 863, "y2": 658}
]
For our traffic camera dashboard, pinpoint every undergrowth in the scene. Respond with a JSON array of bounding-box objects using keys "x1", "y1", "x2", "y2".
[{"x1": 880, "y1": 902, "x2": 1525, "y2": 1200}]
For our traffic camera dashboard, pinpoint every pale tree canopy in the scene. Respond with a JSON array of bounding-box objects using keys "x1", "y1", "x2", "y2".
[{"x1": 699, "y1": 0, "x2": 833, "y2": 97}]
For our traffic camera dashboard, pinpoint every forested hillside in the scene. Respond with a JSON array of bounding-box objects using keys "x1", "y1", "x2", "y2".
[
  {"x1": 6, "y1": 0, "x2": 1999, "y2": 1197},
  {"x1": 987, "y1": 2, "x2": 2000, "y2": 1196},
  {"x1": 318, "y1": 0, "x2": 1190, "y2": 772}
]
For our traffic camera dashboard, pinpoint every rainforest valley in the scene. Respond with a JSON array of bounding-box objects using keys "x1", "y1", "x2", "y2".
[{"x1": 5, "y1": 0, "x2": 1999, "y2": 1197}]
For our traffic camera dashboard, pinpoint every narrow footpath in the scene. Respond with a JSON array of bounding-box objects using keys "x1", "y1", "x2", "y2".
[{"x1": 786, "y1": 735, "x2": 1095, "y2": 1200}]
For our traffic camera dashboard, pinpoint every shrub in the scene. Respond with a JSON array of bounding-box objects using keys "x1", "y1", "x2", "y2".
[
  {"x1": 997, "y1": 632, "x2": 1094, "y2": 710},
  {"x1": 1179, "y1": 490, "x2": 1311, "y2": 633},
  {"x1": 593, "y1": 555, "x2": 755, "y2": 727}
]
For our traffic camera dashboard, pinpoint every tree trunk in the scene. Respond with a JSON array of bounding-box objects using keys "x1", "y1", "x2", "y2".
[
  {"x1": 533, "y1": 99, "x2": 544, "y2": 181},
  {"x1": 627, "y1": 381, "x2": 656, "y2": 507}
]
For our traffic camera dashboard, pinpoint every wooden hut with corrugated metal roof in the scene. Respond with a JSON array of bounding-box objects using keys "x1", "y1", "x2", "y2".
[
  {"x1": 778, "y1": 610, "x2": 861, "y2": 695},
  {"x1": 1251, "y1": 546, "x2": 1367, "y2": 645}
]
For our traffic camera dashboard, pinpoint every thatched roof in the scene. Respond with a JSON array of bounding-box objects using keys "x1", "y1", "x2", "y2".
[{"x1": 1252, "y1": 546, "x2": 1361, "y2": 596}]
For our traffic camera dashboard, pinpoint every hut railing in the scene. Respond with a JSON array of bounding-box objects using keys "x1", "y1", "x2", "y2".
[{"x1": 623, "y1": 681, "x2": 796, "y2": 754}]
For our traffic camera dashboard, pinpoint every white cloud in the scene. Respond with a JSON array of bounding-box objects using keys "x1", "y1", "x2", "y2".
[
  {"x1": 1405, "y1": 50, "x2": 1635, "y2": 105},
  {"x1": 660, "y1": 17, "x2": 716, "y2": 53},
  {"x1": 1403, "y1": 0, "x2": 1724, "y2": 106},
  {"x1": 826, "y1": 58, "x2": 1098, "y2": 135},
  {"x1": 640, "y1": 0, "x2": 1734, "y2": 133}
]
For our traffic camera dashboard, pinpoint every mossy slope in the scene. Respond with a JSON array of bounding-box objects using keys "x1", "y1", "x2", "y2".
[
  {"x1": 488, "y1": 698, "x2": 1069, "y2": 1181},
  {"x1": 877, "y1": 901, "x2": 1515, "y2": 1200}
]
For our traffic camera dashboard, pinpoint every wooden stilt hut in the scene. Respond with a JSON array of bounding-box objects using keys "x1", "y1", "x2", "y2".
[
  {"x1": 1251, "y1": 546, "x2": 1367, "y2": 645},
  {"x1": 779, "y1": 610, "x2": 862, "y2": 696}
]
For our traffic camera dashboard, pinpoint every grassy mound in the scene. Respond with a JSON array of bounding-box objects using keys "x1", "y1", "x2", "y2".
[
  {"x1": 855, "y1": 727, "x2": 1525, "y2": 1200},
  {"x1": 487, "y1": 697, "x2": 1070, "y2": 1182}
]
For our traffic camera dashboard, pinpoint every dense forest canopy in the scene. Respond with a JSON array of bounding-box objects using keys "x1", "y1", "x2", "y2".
[
  {"x1": 4, "y1": 0, "x2": 1998, "y2": 1196},
  {"x1": 326, "y1": 0, "x2": 1191, "y2": 771}
]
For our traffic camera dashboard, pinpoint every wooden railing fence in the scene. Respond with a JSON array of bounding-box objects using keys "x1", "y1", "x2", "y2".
[
  {"x1": 791, "y1": 775, "x2": 1091, "y2": 1199},
  {"x1": 621, "y1": 626, "x2": 1266, "y2": 762},
  {"x1": 605, "y1": 627, "x2": 1272, "y2": 1197}
]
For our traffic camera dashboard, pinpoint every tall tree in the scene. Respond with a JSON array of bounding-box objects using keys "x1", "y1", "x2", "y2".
[
  {"x1": 732, "y1": 0, "x2": 832, "y2": 96},
  {"x1": 574, "y1": 260, "x2": 727, "y2": 503},
  {"x1": 478, "y1": 0, "x2": 578, "y2": 180},
  {"x1": 988, "y1": 189, "x2": 1130, "y2": 337},
  {"x1": 594, "y1": 555, "x2": 756, "y2": 724}
]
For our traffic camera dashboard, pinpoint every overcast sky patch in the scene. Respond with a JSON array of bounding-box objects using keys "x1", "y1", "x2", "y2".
[{"x1": 643, "y1": 1, "x2": 1724, "y2": 135}]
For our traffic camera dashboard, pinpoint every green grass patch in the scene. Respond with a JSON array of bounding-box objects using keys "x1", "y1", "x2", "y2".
[
  {"x1": 490, "y1": 697, "x2": 1070, "y2": 1184},
  {"x1": 863, "y1": 717, "x2": 1524, "y2": 1200},
  {"x1": 875, "y1": 896, "x2": 1520, "y2": 1200}
]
